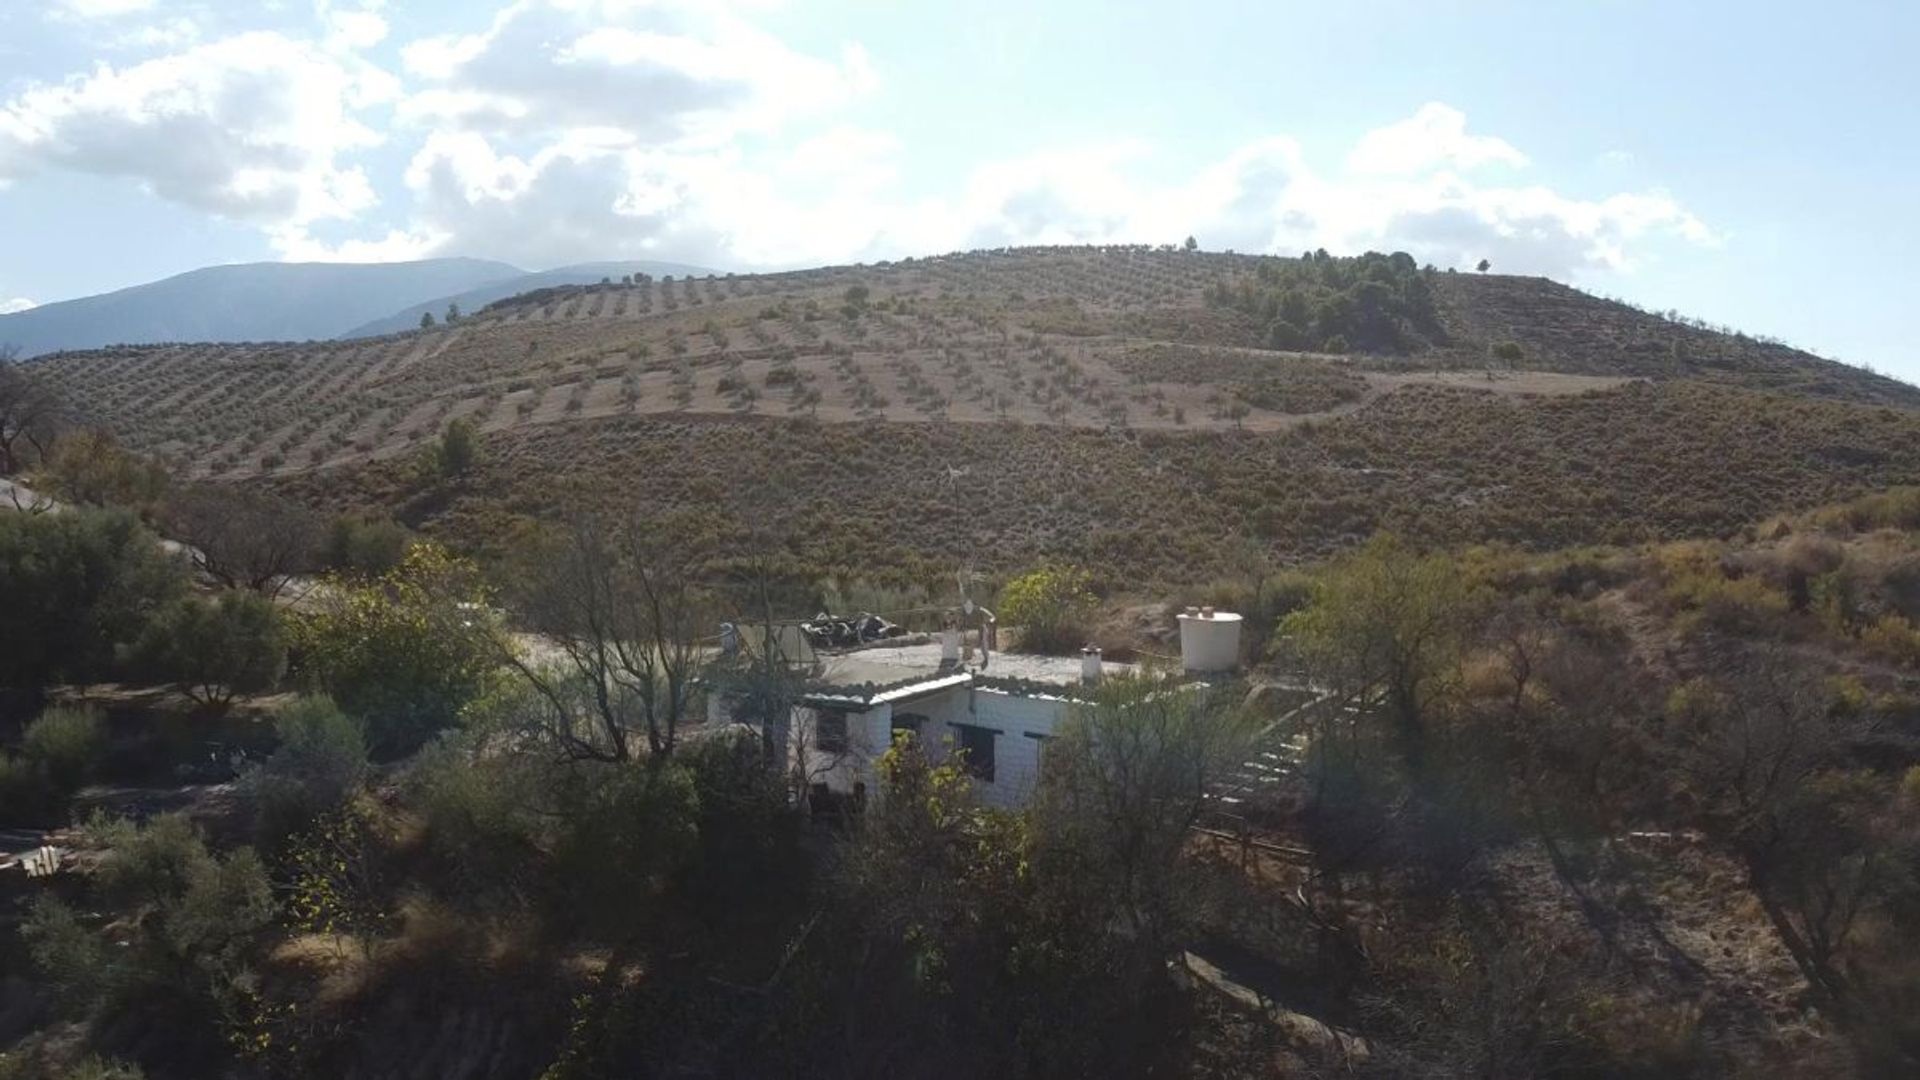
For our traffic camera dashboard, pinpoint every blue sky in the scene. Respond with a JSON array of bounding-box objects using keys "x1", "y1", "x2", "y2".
[{"x1": 1, "y1": 1, "x2": 1914, "y2": 382}]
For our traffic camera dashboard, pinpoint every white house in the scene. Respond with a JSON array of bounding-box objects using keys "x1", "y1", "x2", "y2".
[{"x1": 714, "y1": 607, "x2": 1244, "y2": 810}]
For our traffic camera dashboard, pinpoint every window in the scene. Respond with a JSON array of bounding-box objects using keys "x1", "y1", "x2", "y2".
[
  {"x1": 954, "y1": 723, "x2": 997, "y2": 783},
  {"x1": 1025, "y1": 731, "x2": 1053, "y2": 778},
  {"x1": 815, "y1": 710, "x2": 849, "y2": 754},
  {"x1": 891, "y1": 712, "x2": 927, "y2": 745}
]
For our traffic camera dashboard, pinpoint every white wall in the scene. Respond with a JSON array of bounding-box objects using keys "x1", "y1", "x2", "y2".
[
  {"x1": 786, "y1": 683, "x2": 1076, "y2": 809},
  {"x1": 969, "y1": 688, "x2": 1071, "y2": 807}
]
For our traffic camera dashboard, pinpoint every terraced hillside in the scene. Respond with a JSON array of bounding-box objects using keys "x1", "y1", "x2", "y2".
[{"x1": 27, "y1": 247, "x2": 1920, "y2": 579}]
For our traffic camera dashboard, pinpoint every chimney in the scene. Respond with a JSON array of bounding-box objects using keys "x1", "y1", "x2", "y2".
[
  {"x1": 1080, "y1": 645, "x2": 1103, "y2": 685},
  {"x1": 1177, "y1": 606, "x2": 1243, "y2": 673}
]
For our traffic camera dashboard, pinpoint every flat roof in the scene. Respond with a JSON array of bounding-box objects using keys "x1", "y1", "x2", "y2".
[{"x1": 802, "y1": 642, "x2": 1135, "y2": 707}]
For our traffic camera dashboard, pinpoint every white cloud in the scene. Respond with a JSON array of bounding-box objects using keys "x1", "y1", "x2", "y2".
[
  {"x1": 0, "y1": 31, "x2": 397, "y2": 229},
  {"x1": 54, "y1": 0, "x2": 156, "y2": 17},
  {"x1": 282, "y1": 96, "x2": 1708, "y2": 282},
  {"x1": 396, "y1": 0, "x2": 874, "y2": 145},
  {"x1": 22, "y1": 2, "x2": 1702, "y2": 284},
  {"x1": 0, "y1": 297, "x2": 37, "y2": 315},
  {"x1": 1348, "y1": 102, "x2": 1527, "y2": 176}
]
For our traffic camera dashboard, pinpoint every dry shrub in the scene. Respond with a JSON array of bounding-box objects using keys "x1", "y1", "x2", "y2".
[{"x1": 1860, "y1": 614, "x2": 1920, "y2": 667}]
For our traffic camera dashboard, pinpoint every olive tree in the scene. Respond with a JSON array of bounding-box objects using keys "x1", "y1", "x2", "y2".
[
  {"x1": 0, "y1": 345, "x2": 66, "y2": 474},
  {"x1": 502, "y1": 515, "x2": 713, "y2": 761},
  {"x1": 163, "y1": 485, "x2": 320, "y2": 597}
]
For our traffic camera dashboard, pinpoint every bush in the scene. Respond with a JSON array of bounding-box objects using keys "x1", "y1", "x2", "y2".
[
  {"x1": 21, "y1": 893, "x2": 117, "y2": 1011},
  {"x1": 0, "y1": 753, "x2": 54, "y2": 825},
  {"x1": 245, "y1": 696, "x2": 367, "y2": 842},
  {"x1": 549, "y1": 763, "x2": 699, "y2": 937},
  {"x1": 294, "y1": 545, "x2": 500, "y2": 756},
  {"x1": 999, "y1": 565, "x2": 1096, "y2": 655},
  {"x1": 37, "y1": 430, "x2": 169, "y2": 510},
  {"x1": 22, "y1": 704, "x2": 107, "y2": 792},
  {"x1": 434, "y1": 418, "x2": 478, "y2": 480},
  {"x1": 29, "y1": 813, "x2": 274, "y2": 1073},
  {"x1": 0, "y1": 508, "x2": 186, "y2": 689},
  {"x1": 132, "y1": 591, "x2": 287, "y2": 708},
  {"x1": 1861, "y1": 614, "x2": 1920, "y2": 667},
  {"x1": 323, "y1": 513, "x2": 413, "y2": 576},
  {"x1": 413, "y1": 737, "x2": 550, "y2": 905}
]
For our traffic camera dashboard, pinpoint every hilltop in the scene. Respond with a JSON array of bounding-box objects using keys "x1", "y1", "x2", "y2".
[{"x1": 24, "y1": 246, "x2": 1920, "y2": 580}]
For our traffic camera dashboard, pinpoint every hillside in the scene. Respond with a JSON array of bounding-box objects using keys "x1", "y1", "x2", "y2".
[
  {"x1": 0, "y1": 258, "x2": 520, "y2": 357},
  {"x1": 25, "y1": 246, "x2": 1920, "y2": 580},
  {"x1": 337, "y1": 260, "x2": 717, "y2": 339}
]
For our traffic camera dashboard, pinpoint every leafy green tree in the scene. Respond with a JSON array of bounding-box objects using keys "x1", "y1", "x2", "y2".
[
  {"x1": 446, "y1": 301, "x2": 461, "y2": 323},
  {"x1": 998, "y1": 565, "x2": 1097, "y2": 655},
  {"x1": 294, "y1": 544, "x2": 500, "y2": 756},
  {"x1": 0, "y1": 508, "x2": 186, "y2": 689},
  {"x1": 1492, "y1": 340, "x2": 1525, "y2": 364},
  {"x1": 1182, "y1": 235, "x2": 1198, "y2": 252},
  {"x1": 419, "y1": 310, "x2": 436, "y2": 329},
  {"x1": 434, "y1": 417, "x2": 478, "y2": 480},
  {"x1": 1207, "y1": 250, "x2": 1440, "y2": 354},
  {"x1": 1476, "y1": 258, "x2": 1491, "y2": 272},
  {"x1": 133, "y1": 591, "x2": 287, "y2": 709},
  {"x1": 1280, "y1": 534, "x2": 1487, "y2": 774}
]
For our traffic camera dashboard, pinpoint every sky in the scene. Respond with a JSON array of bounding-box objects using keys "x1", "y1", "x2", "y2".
[{"x1": 0, "y1": 0, "x2": 1914, "y2": 382}]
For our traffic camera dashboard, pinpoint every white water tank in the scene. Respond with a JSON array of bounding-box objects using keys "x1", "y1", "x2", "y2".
[{"x1": 1177, "y1": 606, "x2": 1242, "y2": 672}]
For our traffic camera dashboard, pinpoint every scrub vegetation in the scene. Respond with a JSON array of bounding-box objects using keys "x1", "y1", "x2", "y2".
[{"x1": 4, "y1": 247, "x2": 1920, "y2": 1078}]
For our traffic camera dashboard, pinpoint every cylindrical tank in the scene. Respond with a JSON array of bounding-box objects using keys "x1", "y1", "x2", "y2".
[
  {"x1": 1177, "y1": 609, "x2": 1242, "y2": 672},
  {"x1": 1080, "y1": 645, "x2": 1103, "y2": 684}
]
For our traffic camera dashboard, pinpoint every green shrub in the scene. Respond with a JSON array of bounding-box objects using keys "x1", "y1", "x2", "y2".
[
  {"x1": 294, "y1": 544, "x2": 500, "y2": 756},
  {"x1": 245, "y1": 696, "x2": 367, "y2": 842},
  {"x1": 999, "y1": 565, "x2": 1097, "y2": 655},
  {"x1": 323, "y1": 513, "x2": 413, "y2": 576},
  {"x1": 133, "y1": 591, "x2": 286, "y2": 708},
  {"x1": 549, "y1": 763, "x2": 699, "y2": 936},
  {"x1": 413, "y1": 739, "x2": 549, "y2": 905},
  {"x1": 0, "y1": 508, "x2": 186, "y2": 689},
  {"x1": 20, "y1": 894, "x2": 117, "y2": 1011},
  {"x1": 434, "y1": 418, "x2": 478, "y2": 479},
  {"x1": 22, "y1": 705, "x2": 106, "y2": 792},
  {"x1": 0, "y1": 753, "x2": 55, "y2": 826}
]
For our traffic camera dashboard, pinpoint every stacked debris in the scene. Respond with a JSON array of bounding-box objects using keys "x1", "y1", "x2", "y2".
[{"x1": 801, "y1": 612, "x2": 904, "y2": 649}]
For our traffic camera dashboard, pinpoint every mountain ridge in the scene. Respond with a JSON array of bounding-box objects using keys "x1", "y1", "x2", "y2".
[{"x1": 0, "y1": 257, "x2": 722, "y2": 357}]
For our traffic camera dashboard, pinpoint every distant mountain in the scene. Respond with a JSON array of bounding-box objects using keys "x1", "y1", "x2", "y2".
[
  {"x1": 0, "y1": 258, "x2": 523, "y2": 358},
  {"x1": 338, "y1": 260, "x2": 716, "y2": 339}
]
